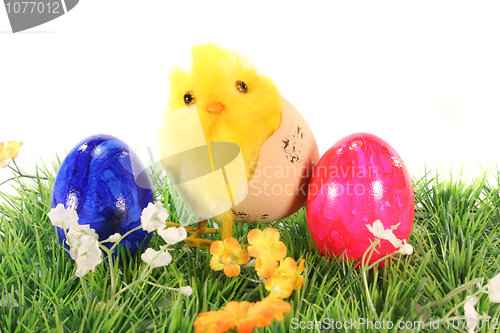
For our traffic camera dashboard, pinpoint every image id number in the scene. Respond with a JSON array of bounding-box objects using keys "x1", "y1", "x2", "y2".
[
  {"x1": 5, "y1": 2, "x2": 61, "y2": 14},
  {"x1": 447, "y1": 318, "x2": 499, "y2": 330}
]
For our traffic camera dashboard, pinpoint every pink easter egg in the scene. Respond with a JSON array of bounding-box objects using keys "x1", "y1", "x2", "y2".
[{"x1": 306, "y1": 133, "x2": 414, "y2": 265}]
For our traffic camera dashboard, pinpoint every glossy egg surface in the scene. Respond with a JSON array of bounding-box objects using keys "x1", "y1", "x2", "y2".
[
  {"x1": 51, "y1": 134, "x2": 155, "y2": 257},
  {"x1": 306, "y1": 133, "x2": 414, "y2": 264}
]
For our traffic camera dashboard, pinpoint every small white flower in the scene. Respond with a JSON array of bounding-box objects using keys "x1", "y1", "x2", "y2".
[
  {"x1": 395, "y1": 239, "x2": 414, "y2": 255},
  {"x1": 47, "y1": 206, "x2": 102, "y2": 277},
  {"x1": 0, "y1": 160, "x2": 9, "y2": 169},
  {"x1": 366, "y1": 220, "x2": 413, "y2": 255},
  {"x1": 366, "y1": 220, "x2": 393, "y2": 239},
  {"x1": 75, "y1": 235, "x2": 103, "y2": 277},
  {"x1": 464, "y1": 295, "x2": 479, "y2": 333},
  {"x1": 107, "y1": 233, "x2": 121, "y2": 243},
  {"x1": 48, "y1": 204, "x2": 79, "y2": 229},
  {"x1": 141, "y1": 201, "x2": 169, "y2": 232},
  {"x1": 178, "y1": 286, "x2": 193, "y2": 296},
  {"x1": 70, "y1": 222, "x2": 98, "y2": 239},
  {"x1": 488, "y1": 273, "x2": 500, "y2": 303},
  {"x1": 157, "y1": 226, "x2": 187, "y2": 245},
  {"x1": 141, "y1": 247, "x2": 172, "y2": 267},
  {"x1": 66, "y1": 222, "x2": 99, "y2": 260}
]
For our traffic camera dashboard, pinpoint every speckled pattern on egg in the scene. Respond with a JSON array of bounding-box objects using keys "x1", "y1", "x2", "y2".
[
  {"x1": 232, "y1": 97, "x2": 319, "y2": 223},
  {"x1": 282, "y1": 126, "x2": 306, "y2": 164}
]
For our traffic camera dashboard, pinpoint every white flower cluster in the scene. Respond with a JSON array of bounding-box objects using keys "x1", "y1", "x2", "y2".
[
  {"x1": 139, "y1": 201, "x2": 187, "y2": 267},
  {"x1": 48, "y1": 201, "x2": 192, "y2": 297},
  {"x1": 139, "y1": 201, "x2": 192, "y2": 296},
  {"x1": 366, "y1": 220, "x2": 413, "y2": 255},
  {"x1": 48, "y1": 203, "x2": 103, "y2": 277}
]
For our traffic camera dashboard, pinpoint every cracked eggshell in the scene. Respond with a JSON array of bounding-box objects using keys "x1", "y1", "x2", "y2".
[{"x1": 233, "y1": 97, "x2": 319, "y2": 223}]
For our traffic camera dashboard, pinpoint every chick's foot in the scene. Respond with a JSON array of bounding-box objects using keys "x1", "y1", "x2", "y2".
[{"x1": 183, "y1": 220, "x2": 220, "y2": 249}]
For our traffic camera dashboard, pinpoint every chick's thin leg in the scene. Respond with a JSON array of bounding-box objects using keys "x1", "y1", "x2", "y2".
[
  {"x1": 182, "y1": 210, "x2": 234, "y2": 247},
  {"x1": 165, "y1": 221, "x2": 219, "y2": 236},
  {"x1": 183, "y1": 220, "x2": 220, "y2": 248},
  {"x1": 165, "y1": 221, "x2": 198, "y2": 234},
  {"x1": 221, "y1": 210, "x2": 234, "y2": 240}
]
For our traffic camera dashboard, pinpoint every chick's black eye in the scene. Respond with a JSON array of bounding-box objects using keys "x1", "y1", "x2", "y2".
[
  {"x1": 236, "y1": 80, "x2": 248, "y2": 93},
  {"x1": 184, "y1": 91, "x2": 195, "y2": 105}
]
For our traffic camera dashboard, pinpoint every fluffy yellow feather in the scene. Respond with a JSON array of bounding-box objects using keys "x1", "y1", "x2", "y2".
[{"x1": 158, "y1": 43, "x2": 282, "y2": 241}]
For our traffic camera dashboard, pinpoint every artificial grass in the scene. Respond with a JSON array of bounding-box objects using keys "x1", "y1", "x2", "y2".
[{"x1": 1, "y1": 160, "x2": 500, "y2": 333}]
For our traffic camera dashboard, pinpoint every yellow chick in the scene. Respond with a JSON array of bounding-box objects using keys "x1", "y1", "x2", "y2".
[{"x1": 158, "y1": 43, "x2": 282, "y2": 244}]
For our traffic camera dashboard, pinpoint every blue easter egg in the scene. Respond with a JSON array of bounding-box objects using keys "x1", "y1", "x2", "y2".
[{"x1": 51, "y1": 134, "x2": 155, "y2": 258}]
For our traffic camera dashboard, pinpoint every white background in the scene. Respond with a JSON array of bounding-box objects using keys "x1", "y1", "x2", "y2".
[{"x1": 1, "y1": 0, "x2": 499, "y2": 188}]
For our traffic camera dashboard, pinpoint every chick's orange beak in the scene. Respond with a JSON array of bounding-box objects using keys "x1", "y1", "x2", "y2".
[{"x1": 207, "y1": 101, "x2": 225, "y2": 115}]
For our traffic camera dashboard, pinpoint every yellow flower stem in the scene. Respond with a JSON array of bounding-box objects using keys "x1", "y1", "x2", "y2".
[
  {"x1": 13, "y1": 160, "x2": 48, "y2": 180},
  {"x1": 0, "y1": 175, "x2": 38, "y2": 186},
  {"x1": 0, "y1": 160, "x2": 48, "y2": 186},
  {"x1": 11, "y1": 160, "x2": 22, "y2": 175}
]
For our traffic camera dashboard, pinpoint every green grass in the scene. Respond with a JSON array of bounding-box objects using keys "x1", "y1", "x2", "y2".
[{"x1": 1, "y1": 160, "x2": 500, "y2": 333}]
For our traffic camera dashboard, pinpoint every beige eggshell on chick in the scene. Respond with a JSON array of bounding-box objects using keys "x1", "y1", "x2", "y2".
[{"x1": 232, "y1": 96, "x2": 319, "y2": 223}]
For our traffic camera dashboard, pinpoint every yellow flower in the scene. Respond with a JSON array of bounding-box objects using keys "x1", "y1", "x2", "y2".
[
  {"x1": 264, "y1": 274, "x2": 295, "y2": 298},
  {"x1": 0, "y1": 141, "x2": 23, "y2": 162},
  {"x1": 194, "y1": 296, "x2": 291, "y2": 333},
  {"x1": 249, "y1": 295, "x2": 292, "y2": 326},
  {"x1": 265, "y1": 258, "x2": 305, "y2": 298},
  {"x1": 0, "y1": 145, "x2": 9, "y2": 164},
  {"x1": 247, "y1": 228, "x2": 287, "y2": 278},
  {"x1": 194, "y1": 307, "x2": 233, "y2": 333},
  {"x1": 210, "y1": 237, "x2": 249, "y2": 277},
  {"x1": 288, "y1": 258, "x2": 306, "y2": 290}
]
